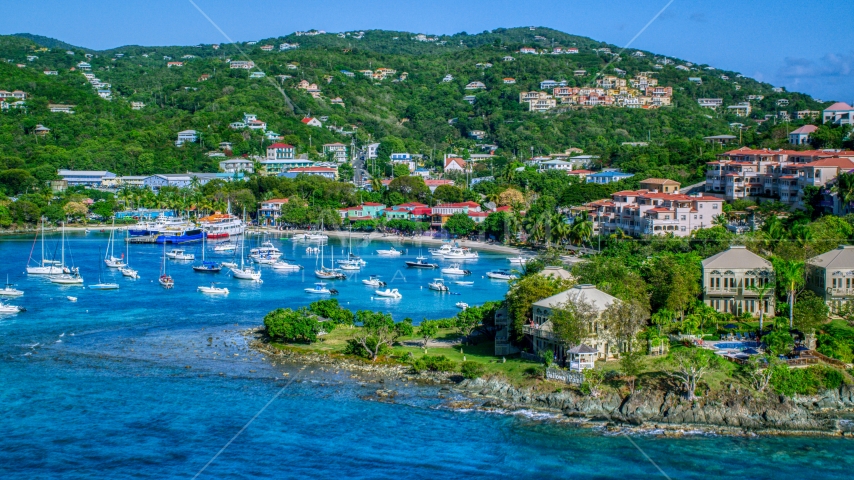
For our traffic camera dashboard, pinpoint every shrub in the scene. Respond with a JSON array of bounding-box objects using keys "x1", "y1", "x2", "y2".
[
  {"x1": 411, "y1": 355, "x2": 457, "y2": 373},
  {"x1": 770, "y1": 365, "x2": 845, "y2": 396},
  {"x1": 460, "y1": 361, "x2": 486, "y2": 379}
]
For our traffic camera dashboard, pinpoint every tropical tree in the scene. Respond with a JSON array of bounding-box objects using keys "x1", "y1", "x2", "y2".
[
  {"x1": 569, "y1": 210, "x2": 593, "y2": 246},
  {"x1": 747, "y1": 277, "x2": 775, "y2": 331},
  {"x1": 772, "y1": 258, "x2": 805, "y2": 328}
]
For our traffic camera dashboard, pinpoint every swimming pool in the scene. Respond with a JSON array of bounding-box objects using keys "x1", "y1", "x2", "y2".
[{"x1": 714, "y1": 341, "x2": 760, "y2": 350}]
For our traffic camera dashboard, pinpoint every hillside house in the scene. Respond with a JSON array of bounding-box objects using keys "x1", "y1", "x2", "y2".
[
  {"x1": 131, "y1": 102, "x2": 145, "y2": 110},
  {"x1": 503, "y1": 78, "x2": 516, "y2": 84},
  {"x1": 789, "y1": 125, "x2": 818, "y2": 145},
  {"x1": 57, "y1": 169, "x2": 116, "y2": 187},
  {"x1": 823, "y1": 102, "x2": 854, "y2": 125},
  {"x1": 586, "y1": 170, "x2": 634, "y2": 184},
  {"x1": 219, "y1": 158, "x2": 255, "y2": 174},
  {"x1": 167, "y1": 62, "x2": 183, "y2": 67},
  {"x1": 259, "y1": 199, "x2": 289, "y2": 225},
  {"x1": 48, "y1": 104, "x2": 75, "y2": 114},
  {"x1": 301, "y1": 117, "x2": 322, "y2": 127},
  {"x1": 322, "y1": 143, "x2": 348, "y2": 163},
  {"x1": 702, "y1": 246, "x2": 775, "y2": 317},
  {"x1": 229, "y1": 60, "x2": 255, "y2": 69},
  {"x1": 807, "y1": 245, "x2": 854, "y2": 312},
  {"x1": 390, "y1": 153, "x2": 416, "y2": 172},
  {"x1": 175, "y1": 130, "x2": 198, "y2": 146},
  {"x1": 281, "y1": 166, "x2": 337, "y2": 180},
  {"x1": 465, "y1": 81, "x2": 486, "y2": 90},
  {"x1": 444, "y1": 157, "x2": 468, "y2": 173}
]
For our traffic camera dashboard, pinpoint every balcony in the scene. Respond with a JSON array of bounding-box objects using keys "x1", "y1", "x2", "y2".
[
  {"x1": 828, "y1": 287, "x2": 854, "y2": 297},
  {"x1": 522, "y1": 325, "x2": 561, "y2": 342}
]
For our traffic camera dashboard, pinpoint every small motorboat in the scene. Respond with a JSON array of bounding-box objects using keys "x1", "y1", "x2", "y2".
[
  {"x1": 455, "y1": 302, "x2": 469, "y2": 310},
  {"x1": 159, "y1": 274, "x2": 174, "y2": 289},
  {"x1": 271, "y1": 260, "x2": 302, "y2": 271},
  {"x1": 166, "y1": 249, "x2": 195, "y2": 261},
  {"x1": 0, "y1": 277, "x2": 24, "y2": 297},
  {"x1": 119, "y1": 267, "x2": 139, "y2": 279},
  {"x1": 0, "y1": 302, "x2": 23, "y2": 314},
  {"x1": 89, "y1": 282, "x2": 120, "y2": 290},
  {"x1": 66, "y1": 296, "x2": 77, "y2": 302},
  {"x1": 251, "y1": 255, "x2": 278, "y2": 265},
  {"x1": 453, "y1": 281, "x2": 474, "y2": 286},
  {"x1": 405, "y1": 256, "x2": 438, "y2": 269},
  {"x1": 376, "y1": 247, "x2": 403, "y2": 256},
  {"x1": 305, "y1": 282, "x2": 332, "y2": 294},
  {"x1": 427, "y1": 278, "x2": 450, "y2": 292},
  {"x1": 338, "y1": 261, "x2": 361, "y2": 271},
  {"x1": 213, "y1": 242, "x2": 237, "y2": 253},
  {"x1": 440, "y1": 264, "x2": 470, "y2": 276},
  {"x1": 198, "y1": 283, "x2": 229, "y2": 295},
  {"x1": 429, "y1": 244, "x2": 453, "y2": 257},
  {"x1": 362, "y1": 275, "x2": 386, "y2": 287},
  {"x1": 508, "y1": 256, "x2": 530, "y2": 265},
  {"x1": 222, "y1": 262, "x2": 238, "y2": 268},
  {"x1": 443, "y1": 247, "x2": 478, "y2": 260},
  {"x1": 305, "y1": 247, "x2": 320, "y2": 254},
  {"x1": 375, "y1": 288, "x2": 402, "y2": 298},
  {"x1": 337, "y1": 254, "x2": 366, "y2": 266},
  {"x1": 486, "y1": 270, "x2": 517, "y2": 280}
]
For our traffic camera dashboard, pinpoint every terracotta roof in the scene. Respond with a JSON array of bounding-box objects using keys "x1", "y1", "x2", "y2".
[
  {"x1": 264, "y1": 198, "x2": 289, "y2": 204},
  {"x1": 410, "y1": 207, "x2": 432, "y2": 215},
  {"x1": 268, "y1": 143, "x2": 294, "y2": 148},
  {"x1": 363, "y1": 202, "x2": 384, "y2": 206},
  {"x1": 803, "y1": 157, "x2": 854, "y2": 168},
  {"x1": 790, "y1": 125, "x2": 818, "y2": 134}
]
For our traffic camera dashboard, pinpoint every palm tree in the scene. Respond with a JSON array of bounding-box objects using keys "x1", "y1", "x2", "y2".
[
  {"x1": 792, "y1": 223, "x2": 813, "y2": 250},
  {"x1": 832, "y1": 172, "x2": 854, "y2": 214},
  {"x1": 747, "y1": 277, "x2": 775, "y2": 332},
  {"x1": 549, "y1": 212, "x2": 570, "y2": 247},
  {"x1": 569, "y1": 211, "x2": 594, "y2": 246},
  {"x1": 712, "y1": 214, "x2": 728, "y2": 227},
  {"x1": 370, "y1": 177, "x2": 383, "y2": 193},
  {"x1": 772, "y1": 258, "x2": 805, "y2": 329},
  {"x1": 523, "y1": 213, "x2": 545, "y2": 246},
  {"x1": 609, "y1": 228, "x2": 630, "y2": 241}
]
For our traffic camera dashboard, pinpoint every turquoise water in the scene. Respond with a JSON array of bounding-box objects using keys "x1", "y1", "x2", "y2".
[{"x1": 2, "y1": 232, "x2": 854, "y2": 479}]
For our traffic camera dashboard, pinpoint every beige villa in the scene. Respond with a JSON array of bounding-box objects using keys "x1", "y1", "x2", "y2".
[
  {"x1": 807, "y1": 245, "x2": 854, "y2": 312},
  {"x1": 523, "y1": 284, "x2": 620, "y2": 369},
  {"x1": 701, "y1": 246, "x2": 775, "y2": 317}
]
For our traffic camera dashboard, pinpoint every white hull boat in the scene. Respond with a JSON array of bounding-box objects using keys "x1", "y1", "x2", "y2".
[
  {"x1": 120, "y1": 267, "x2": 139, "y2": 279},
  {"x1": 362, "y1": 276, "x2": 386, "y2": 287},
  {"x1": 338, "y1": 261, "x2": 361, "y2": 271},
  {"x1": 222, "y1": 262, "x2": 238, "y2": 269},
  {"x1": 0, "y1": 303, "x2": 23, "y2": 314},
  {"x1": 441, "y1": 264, "x2": 470, "y2": 276},
  {"x1": 456, "y1": 302, "x2": 469, "y2": 309},
  {"x1": 271, "y1": 261, "x2": 302, "y2": 271},
  {"x1": 213, "y1": 243, "x2": 237, "y2": 253},
  {"x1": 104, "y1": 257, "x2": 126, "y2": 268},
  {"x1": 89, "y1": 283, "x2": 120, "y2": 290},
  {"x1": 0, "y1": 277, "x2": 23, "y2": 297},
  {"x1": 198, "y1": 284, "x2": 229, "y2": 294},
  {"x1": 486, "y1": 270, "x2": 517, "y2": 280},
  {"x1": 50, "y1": 274, "x2": 84, "y2": 285},
  {"x1": 305, "y1": 282, "x2": 334, "y2": 294},
  {"x1": 159, "y1": 275, "x2": 174, "y2": 288},
  {"x1": 231, "y1": 267, "x2": 262, "y2": 281},
  {"x1": 374, "y1": 288, "x2": 402, "y2": 298},
  {"x1": 508, "y1": 256, "x2": 530, "y2": 265},
  {"x1": 453, "y1": 281, "x2": 474, "y2": 286},
  {"x1": 27, "y1": 265, "x2": 64, "y2": 275},
  {"x1": 429, "y1": 244, "x2": 454, "y2": 257},
  {"x1": 166, "y1": 249, "x2": 194, "y2": 261},
  {"x1": 428, "y1": 278, "x2": 450, "y2": 292},
  {"x1": 66, "y1": 296, "x2": 77, "y2": 302},
  {"x1": 443, "y1": 248, "x2": 478, "y2": 260},
  {"x1": 376, "y1": 247, "x2": 402, "y2": 256}
]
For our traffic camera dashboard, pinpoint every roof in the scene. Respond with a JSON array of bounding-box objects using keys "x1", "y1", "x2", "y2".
[
  {"x1": 268, "y1": 143, "x2": 294, "y2": 148},
  {"x1": 701, "y1": 246, "x2": 771, "y2": 269},
  {"x1": 289, "y1": 167, "x2": 336, "y2": 172},
  {"x1": 790, "y1": 125, "x2": 818, "y2": 134},
  {"x1": 468, "y1": 211, "x2": 489, "y2": 217},
  {"x1": 801, "y1": 157, "x2": 854, "y2": 169},
  {"x1": 533, "y1": 284, "x2": 616, "y2": 314},
  {"x1": 640, "y1": 178, "x2": 680, "y2": 185},
  {"x1": 808, "y1": 245, "x2": 854, "y2": 269},
  {"x1": 825, "y1": 102, "x2": 854, "y2": 111},
  {"x1": 363, "y1": 202, "x2": 384, "y2": 206},
  {"x1": 588, "y1": 171, "x2": 633, "y2": 177},
  {"x1": 263, "y1": 198, "x2": 289, "y2": 204},
  {"x1": 410, "y1": 207, "x2": 432, "y2": 215},
  {"x1": 567, "y1": 344, "x2": 598, "y2": 354},
  {"x1": 58, "y1": 170, "x2": 110, "y2": 177},
  {"x1": 538, "y1": 266, "x2": 573, "y2": 281}
]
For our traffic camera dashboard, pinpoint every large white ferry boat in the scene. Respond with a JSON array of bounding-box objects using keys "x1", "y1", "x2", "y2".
[{"x1": 198, "y1": 213, "x2": 245, "y2": 239}]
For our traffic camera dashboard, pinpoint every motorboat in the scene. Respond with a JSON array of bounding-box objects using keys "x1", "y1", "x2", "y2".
[
  {"x1": 198, "y1": 283, "x2": 229, "y2": 294},
  {"x1": 427, "y1": 278, "x2": 450, "y2": 292},
  {"x1": 508, "y1": 256, "x2": 531, "y2": 265},
  {"x1": 441, "y1": 264, "x2": 470, "y2": 276},
  {"x1": 213, "y1": 242, "x2": 238, "y2": 253},
  {"x1": 362, "y1": 275, "x2": 386, "y2": 287},
  {"x1": 443, "y1": 247, "x2": 478, "y2": 260},
  {"x1": 429, "y1": 244, "x2": 453, "y2": 257},
  {"x1": 198, "y1": 213, "x2": 245, "y2": 239},
  {"x1": 0, "y1": 276, "x2": 23, "y2": 297},
  {"x1": 251, "y1": 254, "x2": 278, "y2": 265},
  {"x1": 26, "y1": 220, "x2": 64, "y2": 275},
  {"x1": 0, "y1": 302, "x2": 23, "y2": 314},
  {"x1": 305, "y1": 247, "x2": 320, "y2": 255},
  {"x1": 305, "y1": 282, "x2": 333, "y2": 295},
  {"x1": 376, "y1": 247, "x2": 403, "y2": 256},
  {"x1": 104, "y1": 220, "x2": 126, "y2": 268},
  {"x1": 250, "y1": 241, "x2": 282, "y2": 260},
  {"x1": 456, "y1": 302, "x2": 469, "y2": 309},
  {"x1": 486, "y1": 270, "x2": 518, "y2": 280},
  {"x1": 375, "y1": 288, "x2": 402, "y2": 298},
  {"x1": 89, "y1": 282, "x2": 120, "y2": 290},
  {"x1": 155, "y1": 225, "x2": 205, "y2": 244},
  {"x1": 405, "y1": 256, "x2": 438, "y2": 269},
  {"x1": 166, "y1": 249, "x2": 195, "y2": 261},
  {"x1": 66, "y1": 296, "x2": 77, "y2": 302},
  {"x1": 271, "y1": 260, "x2": 302, "y2": 271},
  {"x1": 453, "y1": 281, "x2": 474, "y2": 286},
  {"x1": 127, "y1": 214, "x2": 185, "y2": 237},
  {"x1": 222, "y1": 262, "x2": 238, "y2": 268}
]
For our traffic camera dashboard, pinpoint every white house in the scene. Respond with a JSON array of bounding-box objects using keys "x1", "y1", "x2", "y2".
[
  {"x1": 823, "y1": 102, "x2": 854, "y2": 125},
  {"x1": 789, "y1": 125, "x2": 818, "y2": 145},
  {"x1": 322, "y1": 143, "x2": 348, "y2": 163},
  {"x1": 219, "y1": 158, "x2": 255, "y2": 174},
  {"x1": 390, "y1": 153, "x2": 416, "y2": 172},
  {"x1": 175, "y1": 130, "x2": 198, "y2": 146},
  {"x1": 301, "y1": 117, "x2": 322, "y2": 127},
  {"x1": 444, "y1": 157, "x2": 467, "y2": 173},
  {"x1": 48, "y1": 104, "x2": 75, "y2": 114}
]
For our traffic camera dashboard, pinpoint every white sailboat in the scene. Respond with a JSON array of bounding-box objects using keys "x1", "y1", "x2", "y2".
[
  {"x1": 119, "y1": 235, "x2": 139, "y2": 278},
  {"x1": 231, "y1": 214, "x2": 262, "y2": 282},
  {"x1": 50, "y1": 223, "x2": 84, "y2": 285},
  {"x1": 104, "y1": 219, "x2": 126, "y2": 268},
  {"x1": 26, "y1": 219, "x2": 64, "y2": 275},
  {"x1": 90, "y1": 247, "x2": 120, "y2": 290},
  {"x1": 336, "y1": 225, "x2": 366, "y2": 266},
  {"x1": 315, "y1": 241, "x2": 345, "y2": 280}
]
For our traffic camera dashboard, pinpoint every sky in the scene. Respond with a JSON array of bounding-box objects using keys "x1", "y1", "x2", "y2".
[{"x1": 3, "y1": 0, "x2": 853, "y2": 101}]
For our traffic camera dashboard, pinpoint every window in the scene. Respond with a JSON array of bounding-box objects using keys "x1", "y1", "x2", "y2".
[
  {"x1": 713, "y1": 204, "x2": 719, "y2": 209},
  {"x1": 681, "y1": 215, "x2": 686, "y2": 220}
]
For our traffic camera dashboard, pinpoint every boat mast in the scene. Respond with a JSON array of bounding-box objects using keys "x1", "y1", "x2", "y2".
[{"x1": 41, "y1": 219, "x2": 45, "y2": 266}]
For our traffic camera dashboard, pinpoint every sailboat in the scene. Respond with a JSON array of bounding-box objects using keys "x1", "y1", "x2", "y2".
[
  {"x1": 90, "y1": 247, "x2": 120, "y2": 290},
  {"x1": 315, "y1": 236, "x2": 345, "y2": 280},
  {"x1": 336, "y1": 225, "x2": 366, "y2": 267},
  {"x1": 119, "y1": 234, "x2": 139, "y2": 279},
  {"x1": 26, "y1": 219, "x2": 64, "y2": 275},
  {"x1": 104, "y1": 219, "x2": 126, "y2": 268},
  {"x1": 159, "y1": 242, "x2": 174, "y2": 288},
  {"x1": 0, "y1": 275, "x2": 24, "y2": 297},
  {"x1": 193, "y1": 232, "x2": 222, "y2": 273},
  {"x1": 230, "y1": 210, "x2": 262, "y2": 282},
  {"x1": 50, "y1": 223, "x2": 84, "y2": 285}
]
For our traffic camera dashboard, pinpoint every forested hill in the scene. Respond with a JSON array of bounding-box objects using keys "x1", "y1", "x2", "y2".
[{"x1": 0, "y1": 27, "x2": 834, "y2": 185}]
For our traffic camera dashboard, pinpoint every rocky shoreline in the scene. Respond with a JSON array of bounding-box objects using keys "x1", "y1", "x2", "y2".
[{"x1": 247, "y1": 330, "x2": 854, "y2": 437}]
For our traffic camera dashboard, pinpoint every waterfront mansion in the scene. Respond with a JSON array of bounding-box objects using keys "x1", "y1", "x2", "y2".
[{"x1": 701, "y1": 246, "x2": 775, "y2": 317}]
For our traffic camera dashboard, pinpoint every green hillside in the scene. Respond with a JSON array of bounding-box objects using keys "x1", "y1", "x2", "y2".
[{"x1": 0, "y1": 27, "x2": 837, "y2": 187}]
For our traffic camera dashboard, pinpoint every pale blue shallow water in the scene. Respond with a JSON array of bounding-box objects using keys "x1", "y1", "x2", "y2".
[{"x1": 1, "y1": 232, "x2": 853, "y2": 479}]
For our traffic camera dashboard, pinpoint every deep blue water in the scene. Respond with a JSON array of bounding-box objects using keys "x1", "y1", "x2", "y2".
[{"x1": 2, "y1": 232, "x2": 854, "y2": 479}]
